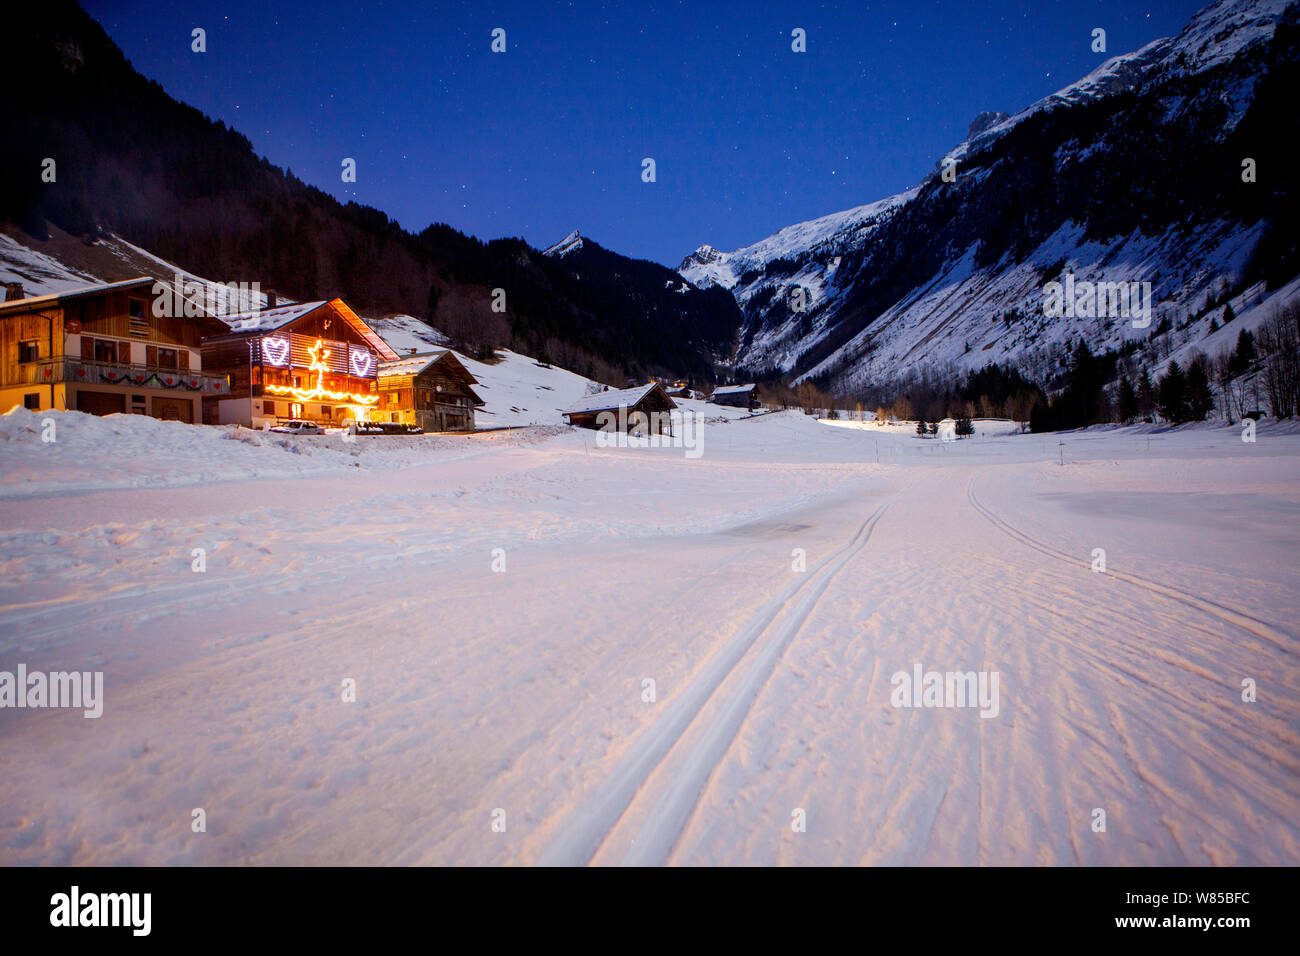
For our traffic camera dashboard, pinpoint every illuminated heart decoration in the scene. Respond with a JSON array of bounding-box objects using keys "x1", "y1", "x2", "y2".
[
  {"x1": 349, "y1": 350, "x2": 373, "y2": 377},
  {"x1": 43, "y1": 368, "x2": 51, "y2": 378},
  {"x1": 262, "y1": 337, "x2": 290, "y2": 366},
  {"x1": 190, "y1": 380, "x2": 199, "y2": 387},
  {"x1": 75, "y1": 368, "x2": 85, "y2": 378}
]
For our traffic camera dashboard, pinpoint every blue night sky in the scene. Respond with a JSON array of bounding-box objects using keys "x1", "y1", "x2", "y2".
[{"x1": 84, "y1": 0, "x2": 1208, "y2": 267}]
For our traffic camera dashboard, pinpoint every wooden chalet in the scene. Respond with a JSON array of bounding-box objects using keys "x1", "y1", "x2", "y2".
[
  {"x1": 200, "y1": 298, "x2": 400, "y2": 427},
  {"x1": 709, "y1": 383, "x2": 758, "y2": 410},
  {"x1": 376, "y1": 350, "x2": 482, "y2": 431},
  {"x1": 0, "y1": 278, "x2": 231, "y2": 422},
  {"x1": 562, "y1": 382, "x2": 677, "y2": 433}
]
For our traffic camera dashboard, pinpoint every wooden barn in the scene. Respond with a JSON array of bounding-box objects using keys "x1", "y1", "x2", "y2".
[
  {"x1": 376, "y1": 350, "x2": 482, "y2": 431},
  {"x1": 562, "y1": 382, "x2": 677, "y2": 433},
  {"x1": 0, "y1": 278, "x2": 231, "y2": 422},
  {"x1": 200, "y1": 298, "x2": 400, "y2": 427},
  {"x1": 709, "y1": 383, "x2": 758, "y2": 410}
]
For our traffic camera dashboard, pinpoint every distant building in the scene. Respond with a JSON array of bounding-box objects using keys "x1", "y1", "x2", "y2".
[
  {"x1": 562, "y1": 383, "x2": 677, "y2": 433},
  {"x1": 201, "y1": 298, "x2": 400, "y2": 427},
  {"x1": 709, "y1": 383, "x2": 758, "y2": 410},
  {"x1": 377, "y1": 350, "x2": 482, "y2": 431},
  {"x1": 0, "y1": 278, "x2": 230, "y2": 422}
]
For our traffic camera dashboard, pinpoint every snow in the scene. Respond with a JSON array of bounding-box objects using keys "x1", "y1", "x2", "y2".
[
  {"x1": 0, "y1": 234, "x2": 105, "y2": 298},
  {"x1": 543, "y1": 229, "x2": 584, "y2": 258},
  {"x1": 561, "y1": 383, "x2": 663, "y2": 416},
  {"x1": 376, "y1": 351, "x2": 452, "y2": 379},
  {"x1": 221, "y1": 301, "x2": 327, "y2": 334},
  {"x1": 364, "y1": 314, "x2": 450, "y2": 352},
  {"x1": 1, "y1": 408, "x2": 1296, "y2": 864}
]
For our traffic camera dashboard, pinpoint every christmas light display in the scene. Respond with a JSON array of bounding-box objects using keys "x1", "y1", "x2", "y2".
[{"x1": 264, "y1": 338, "x2": 379, "y2": 406}]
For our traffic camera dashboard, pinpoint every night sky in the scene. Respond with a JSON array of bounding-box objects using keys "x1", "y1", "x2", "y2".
[{"x1": 84, "y1": 0, "x2": 1209, "y2": 266}]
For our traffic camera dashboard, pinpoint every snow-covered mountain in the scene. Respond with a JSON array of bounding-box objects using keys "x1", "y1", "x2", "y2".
[{"x1": 681, "y1": 0, "x2": 1300, "y2": 392}]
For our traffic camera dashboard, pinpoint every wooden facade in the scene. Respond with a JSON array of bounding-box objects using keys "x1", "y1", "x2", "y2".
[
  {"x1": 376, "y1": 351, "x2": 482, "y2": 431},
  {"x1": 0, "y1": 278, "x2": 231, "y2": 422},
  {"x1": 200, "y1": 299, "x2": 400, "y2": 427}
]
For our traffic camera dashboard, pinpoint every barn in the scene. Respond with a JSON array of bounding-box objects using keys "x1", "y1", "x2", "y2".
[
  {"x1": 376, "y1": 350, "x2": 482, "y2": 431},
  {"x1": 562, "y1": 383, "x2": 677, "y2": 434},
  {"x1": 709, "y1": 383, "x2": 758, "y2": 410}
]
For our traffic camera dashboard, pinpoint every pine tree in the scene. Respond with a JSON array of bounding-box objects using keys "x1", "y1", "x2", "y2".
[
  {"x1": 916, "y1": 417, "x2": 927, "y2": 436},
  {"x1": 1158, "y1": 361, "x2": 1190, "y2": 423},
  {"x1": 1137, "y1": 368, "x2": 1155, "y2": 421},
  {"x1": 955, "y1": 416, "x2": 975, "y2": 437},
  {"x1": 1229, "y1": 328, "x2": 1257, "y2": 375},
  {"x1": 1118, "y1": 376, "x2": 1138, "y2": 422},
  {"x1": 1187, "y1": 361, "x2": 1213, "y2": 421}
]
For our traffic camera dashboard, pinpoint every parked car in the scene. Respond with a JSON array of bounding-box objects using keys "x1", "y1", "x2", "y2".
[
  {"x1": 353, "y1": 421, "x2": 423, "y2": 436},
  {"x1": 269, "y1": 420, "x2": 324, "y2": 435}
]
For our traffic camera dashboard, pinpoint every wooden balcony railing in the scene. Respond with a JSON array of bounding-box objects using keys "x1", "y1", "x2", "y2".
[{"x1": 14, "y1": 358, "x2": 230, "y2": 394}]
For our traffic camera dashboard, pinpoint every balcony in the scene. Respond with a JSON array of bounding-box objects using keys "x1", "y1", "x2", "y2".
[{"x1": 15, "y1": 358, "x2": 230, "y2": 394}]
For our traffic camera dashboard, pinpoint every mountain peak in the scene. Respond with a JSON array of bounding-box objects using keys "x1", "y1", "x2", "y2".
[{"x1": 543, "y1": 229, "x2": 584, "y2": 257}]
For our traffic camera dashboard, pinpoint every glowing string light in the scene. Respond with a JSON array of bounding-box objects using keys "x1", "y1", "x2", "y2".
[{"x1": 264, "y1": 338, "x2": 379, "y2": 405}]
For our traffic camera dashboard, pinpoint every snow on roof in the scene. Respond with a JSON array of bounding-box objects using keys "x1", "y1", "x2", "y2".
[
  {"x1": 711, "y1": 383, "x2": 756, "y2": 395},
  {"x1": 0, "y1": 276, "x2": 156, "y2": 313},
  {"x1": 377, "y1": 350, "x2": 451, "y2": 378},
  {"x1": 219, "y1": 301, "x2": 328, "y2": 334},
  {"x1": 562, "y1": 383, "x2": 669, "y2": 415}
]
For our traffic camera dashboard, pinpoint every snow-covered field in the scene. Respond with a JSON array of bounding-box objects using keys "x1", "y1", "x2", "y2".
[{"x1": 1, "y1": 409, "x2": 1297, "y2": 865}]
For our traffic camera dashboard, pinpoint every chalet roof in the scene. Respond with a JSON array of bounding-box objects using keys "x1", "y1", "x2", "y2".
[
  {"x1": 378, "y1": 349, "x2": 483, "y2": 405},
  {"x1": 711, "y1": 383, "x2": 756, "y2": 395},
  {"x1": 221, "y1": 301, "x2": 328, "y2": 333},
  {"x1": 377, "y1": 349, "x2": 451, "y2": 378},
  {"x1": 562, "y1": 382, "x2": 676, "y2": 416},
  {"x1": 0, "y1": 277, "x2": 157, "y2": 315},
  {"x1": 212, "y1": 298, "x2": 401, "y2": 361}
]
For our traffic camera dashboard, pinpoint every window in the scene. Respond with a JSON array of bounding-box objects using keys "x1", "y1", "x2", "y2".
[
  {"x1": 158, "y1": 348, "x2": 178, "y2": 370},
  {"x1": 320, "y1": 405, "x2": 331, "y2": 419},
  {"x1": 93, "y1": 338, "x2": 117, "y2": 364},
  {"x1": 18, "y1": 341, "x2": 38, "y2": 363},
  {"x1": 23, "y1": 393, "x2": 40, "y2": 410},
  {"x1": 263, "y1": 400, "x2": 277, "y2": 417},
  {"x1": 127, "y1": 298, "x2": 148, "y2": 336}
]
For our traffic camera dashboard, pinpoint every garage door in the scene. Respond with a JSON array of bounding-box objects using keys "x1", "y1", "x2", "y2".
[
  {"x1": 151, "y1": 397, "x2": 194, "y2": 423},
  {"x1": 75, "y1": 390, "x2": 126, "y2": 416}
]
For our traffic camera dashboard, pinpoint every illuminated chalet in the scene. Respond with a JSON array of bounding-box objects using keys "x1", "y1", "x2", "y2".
[{"x1": 200, "y1": 298, "x2": 400, "y2": 427}]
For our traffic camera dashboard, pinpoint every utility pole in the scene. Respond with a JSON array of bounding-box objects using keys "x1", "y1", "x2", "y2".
[{"x1": 1058, "y1": 440, "x2": 1065, "y2": 466}]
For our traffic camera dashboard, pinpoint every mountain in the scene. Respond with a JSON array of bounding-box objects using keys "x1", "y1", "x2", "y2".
[
  {"x1": 539, "y1": 229, "x2": 741, "y2": 377},
  {"x1": 0, "y1": 2, "x2": 739, "y2": 384},
  {"x1": 681, "y1": 0, "x2": 1300, "y2": 395}
]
